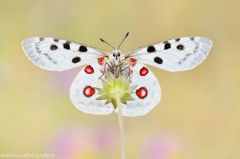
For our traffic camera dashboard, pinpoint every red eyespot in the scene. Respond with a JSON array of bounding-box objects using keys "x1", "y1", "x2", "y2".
[
  {"x1": 83, "y1": 86, "x2": 95, "y2": 97},
  {"x1": 50, "y1": 45, "x2": 58, "y2": 50},
  {"x1": 98, "y1": 57, "x2": 105, "y2": 66},
  {"x1": 177, "y1": 44, "x2": 184, "y2": 50},
  {"x1": 130, "y1": 58, "x2": 136, "y2": 62},
  {"x1": 84, "y1": 65, "x2": 94, "y2": 74},
  {"x1": 129, "y1": 58, "x2": 136, "y2": 67},
  {"x1": 140, "y1": 67, "x2": 148, "y2": 76},
  {"x1": 136, "y1": 87, "x2": 148, "y2": 99}
]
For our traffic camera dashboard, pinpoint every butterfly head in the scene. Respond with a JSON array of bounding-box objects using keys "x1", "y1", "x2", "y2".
[
  {"x1": 109, "y1": 50, "x2": 124, "y2": 65},
  {"x1": 100, "y1": 32, "x2": 129, "y2": 65}
]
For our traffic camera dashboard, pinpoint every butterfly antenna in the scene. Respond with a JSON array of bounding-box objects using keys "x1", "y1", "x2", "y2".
[
  {"x1": 100, "y1": 38, "x2": 116, "y2": 50},
  {"x1": 117, "y1": 32, "x2": 129, "y2": 50}
]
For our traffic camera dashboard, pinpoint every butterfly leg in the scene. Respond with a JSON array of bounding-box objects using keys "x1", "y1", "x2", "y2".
[
  {"x1": 98, "y1": 63, "x2": 114, "y2": 79},
  {"x1": 120, "y1": 66, "x2": 131, "y2": 79}
]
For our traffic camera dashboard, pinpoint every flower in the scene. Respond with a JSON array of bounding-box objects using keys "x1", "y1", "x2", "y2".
[
  {"x1": 95, "y1": 73, "x2": 137, "y2": 109},
  {"x1": 140, "y1": 134, "x2": 184, "y2": 159},
  {"x1": 45, "y1": 125, "x2": 117, "y2": 159}
]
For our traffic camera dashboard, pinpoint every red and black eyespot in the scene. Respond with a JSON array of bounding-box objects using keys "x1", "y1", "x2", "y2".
[
  {"x1": 129, "y1": 58, "x2": 137, "y2": 67},
  {"x1": 84, "y1": 65, "x2": 94, "y2": 74},
  {"x1": 140, "y1": 67, "x2": 149, "y2": 76},
  {"x1": 50, "y1": 45, "x2": 58, "y2": 50},
  {"x1": 136, "y1": 87, "x2": 148, "y2": 99},
  {"x1": 83, "y1": 86, "x2": 95, "y2": 97},
  {"x1": 98, "y1": 57, "x2": 105, "y2": 66},
  {"x1": 177, "y1": 44, "x2": 184, "y2": 50}
]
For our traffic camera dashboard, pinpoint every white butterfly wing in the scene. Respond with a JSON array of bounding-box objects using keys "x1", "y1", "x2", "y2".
[
  {"x1": 22, "y1": 37, "x2": 108, "y2": 71},
  {"x1": 22, "y1": 35, "x2": 211, "y2": 117},
  {"x1": 126, "y1": 36, "x2": 212, "y2": 72},
  {"x1": 70, "y1": 63, "x2": 114, "y2": 115},
  {"x1": 71, "y1": 63, "x2": 160, "y2": 116},
  {"x1": 115, "y1": 64, "x2": 161, "y2": 117}
]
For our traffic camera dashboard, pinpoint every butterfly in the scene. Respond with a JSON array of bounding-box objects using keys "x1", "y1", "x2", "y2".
[{"x1": 21, "y1": 33, "x2": 212, "y2": 117}]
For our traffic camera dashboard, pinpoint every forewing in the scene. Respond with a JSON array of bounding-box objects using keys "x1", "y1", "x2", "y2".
[
  {"x1": 115, "y1": 64, "x2": 161, "y2": 117},
  {"x1": 70, "y1": 63, "x2": 114, "y2": 115},
  {"x1": 22, "y1": 37, "x2": 108, "y2": 71},
  {"x1": 126, "y1": 36, "x2": 212, "y2": 72}
]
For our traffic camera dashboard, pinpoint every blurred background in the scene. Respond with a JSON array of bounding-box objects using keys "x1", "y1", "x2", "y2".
[{"x1": 0, "y1": 0, "x2": 240, "y2": 159}]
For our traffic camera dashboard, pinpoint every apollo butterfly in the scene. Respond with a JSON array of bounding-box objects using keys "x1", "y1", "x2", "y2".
[{"x1": 22, "y1": 33, "x2": 212, "y2": 117}]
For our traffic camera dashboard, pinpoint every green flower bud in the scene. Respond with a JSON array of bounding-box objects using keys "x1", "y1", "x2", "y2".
[{"x1": 95, "y1": 73, "x2": 137, "y2": 109}]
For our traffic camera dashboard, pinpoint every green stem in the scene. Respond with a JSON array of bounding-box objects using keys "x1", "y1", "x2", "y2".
[{"x1": 116, "y1": 92, "x2": 126, "y2": 159}]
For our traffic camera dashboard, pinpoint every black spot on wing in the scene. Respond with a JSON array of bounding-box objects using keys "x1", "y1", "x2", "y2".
[
  {"x1": 164, "y1": 43, "x2": 171, "y2": 50},
  {"x1": 54, "y1": 38, "x2": 59, "y2": 42},
  {"x1": 175, "y1": 38, "x2": 180, "y2": 42},
  {"x1": 79, "y1": 45, "x2": 88, "y2": 52},
  {"x1": 190, "y1": 37, "x2": 195, "y2": 41},
  {"x1": 39, "y1": 37, "x2": 44, "y2": 41},
  {"x1": 147, "y1": 46, "x2": 156, "y2": 53},
  {"x1": 72, "y1": 57, "x2": 81, "y2": 63},
  {"x1": 63, "y1": 43, "x2": 70, "y2": 50},
  {"x1": 154, "y1": 56, "x2": 163, "y2": 64}
]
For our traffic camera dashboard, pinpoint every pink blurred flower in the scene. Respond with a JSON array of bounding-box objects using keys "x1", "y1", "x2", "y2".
[
  {"x1": 46, "y1": 127, "x2": 82, "y2": 159},
  {"x1": 48, "y1": 68, "x2": 80, "y2": 93},
  {"x1": 91, "y1": 127, "x2": 116, "y2": 152},
  {"x1": 140, "y1": 134, "x2": 184, "y2": 159},
  {"x1": 45, "y1": 125, "x2": 116, "y2": 159}
]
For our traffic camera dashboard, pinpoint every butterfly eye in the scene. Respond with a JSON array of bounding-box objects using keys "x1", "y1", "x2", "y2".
[
  {"x1": 117, "y1": 52, "x2": 120, "y2": 57},
  {"x1": 112, "y1": 53, "x2": 116, "y2": 57}
]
